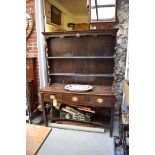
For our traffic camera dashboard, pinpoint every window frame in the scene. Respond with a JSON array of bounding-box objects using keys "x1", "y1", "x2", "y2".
[{"x1": 89, "y1": 0, "x2": 117, "y2": 23}]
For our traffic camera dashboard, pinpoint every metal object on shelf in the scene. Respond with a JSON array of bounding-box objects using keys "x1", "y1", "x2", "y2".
[{"x1": 60, "y1": 106, "x2": 92, "y2": 122}]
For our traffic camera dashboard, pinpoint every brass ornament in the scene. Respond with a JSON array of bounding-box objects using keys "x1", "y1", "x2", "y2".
[{"x1": 26, "y1": 9, "x2": 34, "y2": 39}]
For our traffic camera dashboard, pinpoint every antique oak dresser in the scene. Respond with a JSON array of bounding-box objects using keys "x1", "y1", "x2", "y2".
[{"x1": 40, "y1": 29, "x2": 118, "y2": 136}]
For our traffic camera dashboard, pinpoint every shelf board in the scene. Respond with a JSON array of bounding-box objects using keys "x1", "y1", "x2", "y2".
[
  {"x1": 47, "y1": 114, "x2": 110, "y2": 128},
  {"x1": 48, "y1": 73, "x2": 114, "y2": 77},
  {"x1": 42, "y1": 28, "x2": 118, "y2": 38},
  {"x1": 46, "y1": 56, "x2": 115, "y2": 59}
]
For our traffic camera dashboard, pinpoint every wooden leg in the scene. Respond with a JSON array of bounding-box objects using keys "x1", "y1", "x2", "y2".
[
  {"x1": 110, "y1": 113, "x2": 113, "y2": 137},
  {"x1": 50, "y1": 105, "x2": 54, "y2": 124},
  {"x1": 41, "y1": 101, "x2": 48, "y2": 126},
  {"x1": 43, "y1": 110, "x2": 48, "y2": 126},
  {"x1": 110, "y1": 124, "x2": 113, "y2": 137}
]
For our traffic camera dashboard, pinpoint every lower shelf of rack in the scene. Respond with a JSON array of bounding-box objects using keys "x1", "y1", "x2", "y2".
[{"x1": 47, "y1": 113, "x2": 111, "y2": 128}]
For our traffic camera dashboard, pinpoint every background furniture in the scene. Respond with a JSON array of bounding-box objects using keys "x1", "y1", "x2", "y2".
[
  {"x1": 73, "y1": 23, "x2": 89, "y2": 30},
  {"x1": 26, "y1": 124, "x2": 52, "y2": 155},
  {"x1": 26, "y1": 57, "x2": 38, "y2": 119},
  {"x1": 26, "y1": 80, "x2": 33, "y2": 122},
  {"x1": 41, "y1": 29, "x2": 118, "y2": 136}
]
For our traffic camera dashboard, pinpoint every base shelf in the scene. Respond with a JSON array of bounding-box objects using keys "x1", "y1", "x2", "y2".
[{"x1": 47, "y1": 113, "x2": 110, "y2": 128}]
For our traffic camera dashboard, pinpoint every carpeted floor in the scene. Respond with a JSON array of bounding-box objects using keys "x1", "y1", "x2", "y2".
[
  {"x1": 37, "y1": 118, "x2": 119, "y2": 155},
  {"x1": 37, "y1": 128, "x2": 116, "y2": 155}
]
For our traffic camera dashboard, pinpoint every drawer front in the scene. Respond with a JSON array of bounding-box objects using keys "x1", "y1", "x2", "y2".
[
  {"x1": 42, "y1": 93, "x2": 62, "y2": 102},
  {"x1": 63, "y1": 95, "x2": 86, "y2": 105},
  {"x1": 87, "y1": 96, "x2": 112, "y2": 107}
]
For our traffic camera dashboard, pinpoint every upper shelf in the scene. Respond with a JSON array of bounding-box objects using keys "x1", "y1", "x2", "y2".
[
  {"x1": 46, "y1": 56, "x2": 115, "y2": 59},
  {"x1": 48, "y1": 73, "x2": 114, "y2": 77}
]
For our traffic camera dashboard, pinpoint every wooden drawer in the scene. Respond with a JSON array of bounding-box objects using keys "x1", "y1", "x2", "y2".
[
  {"x1": 87, "y1": 96, "x2": 112, "y2": 107},
  {"x1": 42, "y1": 93, "x2": 62, "y2": 102},
  {"x1": 63, "y1": 94, "x2": 86, "y2": 105}
]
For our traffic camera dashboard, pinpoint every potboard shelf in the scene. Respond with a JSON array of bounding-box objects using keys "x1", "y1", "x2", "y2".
[{"x1": 47, "y1": 114, "x2": 110, "y2": 128}]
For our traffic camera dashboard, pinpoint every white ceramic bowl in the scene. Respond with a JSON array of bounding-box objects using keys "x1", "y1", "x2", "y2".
[{"x1": 64, "y1": 84, "x2": 93, "y2": 92}]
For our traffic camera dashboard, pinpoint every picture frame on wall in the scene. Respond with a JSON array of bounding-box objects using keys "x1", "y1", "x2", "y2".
[{"x1": 51, "y1": 5, "x2": 61, "y2": 26}]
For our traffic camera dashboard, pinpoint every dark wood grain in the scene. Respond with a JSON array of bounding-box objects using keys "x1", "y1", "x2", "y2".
[
  {"x1": 26, "y1": 58, "x2": 35, "y2": 81},
  {"x1": 46, "y1": 56, "x2": 115, "y2": 59},
  {"x1": 41, "y1": 29, "x2": 118, "y2": 136},
  {"x1": 26, "y1": 58, "x2": 38, "y2": 114},
  {"x1": 47, "y1": 34, "x2": 116, "y2": 57},
  {"x1": 40, "y1": 83, "x2": 115, "y2": 96},
  {"x1": 43, "y1": 28, "x2": 118, "y2": 38},
  {"x1": 45, "y1": 29, "x2": 117, "y2": 85}
]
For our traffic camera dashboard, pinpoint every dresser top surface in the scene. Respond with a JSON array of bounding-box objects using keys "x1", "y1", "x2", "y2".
[
  {"x1": 40, "y1": 83, "x2": 115, "y2": 96},
  {"x1": 42, "y1": 28, "x2": 118, "y2": 38}
]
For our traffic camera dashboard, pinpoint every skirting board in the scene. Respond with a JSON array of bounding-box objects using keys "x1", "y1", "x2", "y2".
[{"x1": 48, "y1": 123, "x2": 105, "y2": 133}]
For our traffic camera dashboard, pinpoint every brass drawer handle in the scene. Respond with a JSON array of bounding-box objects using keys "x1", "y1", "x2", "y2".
[
  {"x1": 72, "y1": 96, "x2": 78, "y2": 102},
  {"x1": 50, "y1": 95, "x2": 55, "y2": 100},
  {"x1": 97, "y1": 98, "x2": 104, "y2": 103}
]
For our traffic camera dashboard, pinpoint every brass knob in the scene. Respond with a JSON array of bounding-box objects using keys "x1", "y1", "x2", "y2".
[
  {"x1": 97, "y1": 98, "x2": 104, "y2": 103},
  {"x1": 76, "y1": 33, "x2": 80, "y2": 37},
  {"x1": 72, "y1": 96, "x2": 78, "y2": 102},
  {"x1": 50, "y1": 95, "x2": 55, "y2": 100}
]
